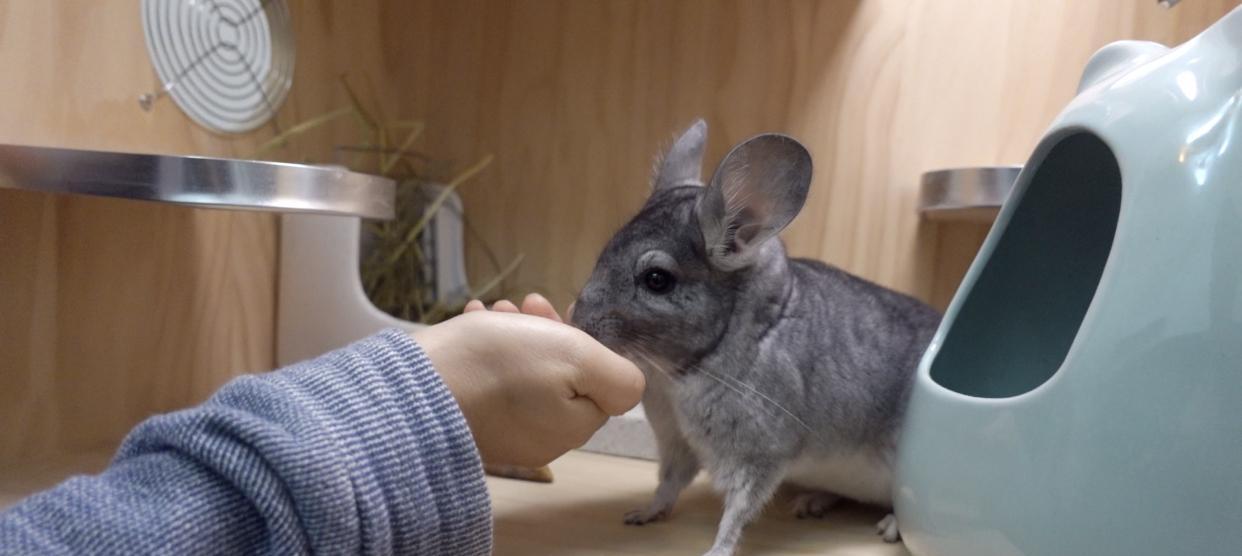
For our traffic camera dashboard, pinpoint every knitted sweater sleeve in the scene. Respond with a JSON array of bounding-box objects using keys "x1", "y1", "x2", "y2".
[{"x1": 0, "y1": 329, "x2": 491, "y2": 555}]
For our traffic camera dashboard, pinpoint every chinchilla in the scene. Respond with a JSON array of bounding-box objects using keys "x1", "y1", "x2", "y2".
[{"x1": 569, "y1": 119, "x2": 941, "y2": 556}]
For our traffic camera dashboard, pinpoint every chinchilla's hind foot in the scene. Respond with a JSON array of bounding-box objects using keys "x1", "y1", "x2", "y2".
[
  {"x1": 876, "y1": 513, "x2": 900, "y2": 543},
  {"x1": 791, "y1": 490, "x2": 841, "y2": 519}
]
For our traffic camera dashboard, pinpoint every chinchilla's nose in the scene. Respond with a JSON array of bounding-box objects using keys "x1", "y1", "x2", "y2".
[
  {"x1": 568, "y1": 295, "x2": 592, "y2": 330},
  {"x1": 569, "y1": 283, "x2": 606, "y2": 332}
]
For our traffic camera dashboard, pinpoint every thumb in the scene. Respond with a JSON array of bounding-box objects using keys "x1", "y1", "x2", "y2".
[{"x1": 570, "y1": 339, "x2": 646, "y2": 416}]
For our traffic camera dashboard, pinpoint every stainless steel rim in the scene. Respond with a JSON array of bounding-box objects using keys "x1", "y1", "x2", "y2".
[
  {"x1": 919, "y1": 166, "x2": 1021, "y2": 220},
  {"x1": 0, "y1": 144, "x2": 395, "y2": 220}
]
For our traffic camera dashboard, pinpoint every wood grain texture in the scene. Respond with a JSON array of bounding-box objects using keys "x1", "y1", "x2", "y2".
[
  {"x1": 0, "y1": 449, "x2": 908, "y2": 553},
  {"x1": 383, "y1": 0, "x2": 1240, "y2": 311},
  {"x1": 489, "y1": 450, "x2": 908, "y2": 556},
  {"x1": 0, "y1": 0, "x2": 401, "y2": 466},
  {"x1": 2, "y1": 0, "x2": 1238, "y2": 504}
]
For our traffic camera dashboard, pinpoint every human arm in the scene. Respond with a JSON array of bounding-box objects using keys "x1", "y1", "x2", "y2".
[
  {"x1": 0, "y1": 294, "x2": 644, "y2": 555},
  {"x1": 0, "y1": 329, "x2": 490, "y2": 555}
]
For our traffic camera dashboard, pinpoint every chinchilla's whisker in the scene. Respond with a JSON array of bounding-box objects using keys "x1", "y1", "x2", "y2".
[
  {"x1": 628, "y1": 347, "x2": 675, "y2": 379},
  {"x1": 630, "y1": 351, "x2": 665, "y2": 376},
  {"x1": 691, "y1": 365, "x2": 826, "y2": 445},
  {"x1": 620, "y1": 331, "x2": 667, "y2": 359},
  {"x1": 688, "y1": 365, "x2": 823, "y2": 445},
  {"x1": 621, "y1": 332, "x2": 825, "y2": 445},
  {"x1": 694, "y1": 367, "x2": 759, "y2": 403}
]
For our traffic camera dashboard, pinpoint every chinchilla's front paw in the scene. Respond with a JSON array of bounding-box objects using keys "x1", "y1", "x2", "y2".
[
  {"x1": 623, "y1": 506, "x2": 669, "y2": 526},
  {"x1": 876, "y1": 513, "x2": 900, "y2": 543}
]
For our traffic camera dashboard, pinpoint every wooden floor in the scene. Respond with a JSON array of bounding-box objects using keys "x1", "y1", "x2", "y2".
[
  {"x1": 489, "y1": 451, "x2": 910, "y2": 556},
  {"x1": 3, "y1": 450, "x2": 909, "y2": 555}
]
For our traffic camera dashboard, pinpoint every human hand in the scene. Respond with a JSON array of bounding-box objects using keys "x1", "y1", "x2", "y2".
[
  {"x1": 412, "y1": 294, "x2": 645, "y2": 467},
  {"x1": 461, "y1": 293, "x2": 565, "y2": 322}
]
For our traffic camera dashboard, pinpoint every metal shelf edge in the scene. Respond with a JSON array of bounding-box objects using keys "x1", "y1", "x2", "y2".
[{"x1": 0, "y1": 144, "x2": 395, "y2": 220}]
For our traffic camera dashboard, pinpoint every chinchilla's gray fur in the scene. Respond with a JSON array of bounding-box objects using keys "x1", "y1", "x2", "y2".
[{"x1": 570, "y1": 120, "x2": 941, "y2": 556}]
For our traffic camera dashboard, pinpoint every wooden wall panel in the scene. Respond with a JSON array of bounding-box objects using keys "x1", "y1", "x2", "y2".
[
  {"x1": 2, "y1": 0, "x2": 1236, "y2": 473},
  {"x1": 384, "y1": 0, "x2": 1239, "y2": 311},
  {"x1": 0, "y1": 0, "x2": 398, "y2": 465}
]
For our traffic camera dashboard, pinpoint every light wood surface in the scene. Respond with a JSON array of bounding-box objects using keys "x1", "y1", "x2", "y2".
[
  {"x1": 1, "y1": 450, "x2": 905, "y2": 555},
  {"x1": 0, "y1": 0, "x2": 400, "y2": 466},
  {"x1": 387, "y1": 0, "x2": 1239, "y2": 311},
  {"x1": 490, "y1": 450, "x2": 908, "y2": 556}
]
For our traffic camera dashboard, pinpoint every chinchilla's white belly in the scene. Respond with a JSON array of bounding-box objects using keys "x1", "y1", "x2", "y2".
[{"x1": 783, "y1": 451, "x2": 893, "y2": 506}]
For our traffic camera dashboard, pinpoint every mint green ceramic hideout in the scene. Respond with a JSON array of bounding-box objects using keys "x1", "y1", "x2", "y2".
[{"x1": 894, "y1": 7, "x2": 1242, "y2": 556}]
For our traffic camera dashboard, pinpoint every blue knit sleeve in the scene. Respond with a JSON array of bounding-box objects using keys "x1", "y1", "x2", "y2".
[{"x1": 0, "y1": 329, "x2": 492, "y2": 555}]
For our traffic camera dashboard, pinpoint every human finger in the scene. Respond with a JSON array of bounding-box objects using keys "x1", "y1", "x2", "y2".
[
  {"x1": 521, "y1": 293, "x2": 563, "y2": 322},
  {"x1": 492, "y1": 300, "x2": 520, "y2": 313}
]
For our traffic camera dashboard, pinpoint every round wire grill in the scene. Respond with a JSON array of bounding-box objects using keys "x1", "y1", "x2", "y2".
[{"x1": 141, "y1": 0, "x2": 294, "y2": 134}]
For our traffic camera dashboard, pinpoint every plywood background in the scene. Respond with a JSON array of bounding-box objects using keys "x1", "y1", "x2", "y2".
[
  {"x1": 0, "y1": 0, "x2": 403, "y2": 466},
  {"x1": 385, "y1": 0, "x2": 1239, "y2": 310},
  {"x1": 1, "y1": 0, "x2": 1238, "y2": 470}
]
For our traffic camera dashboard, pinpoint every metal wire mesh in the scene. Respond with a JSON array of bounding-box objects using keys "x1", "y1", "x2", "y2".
[{"x1": 140, "y1": 0, "x2": 294, "y2": 134}]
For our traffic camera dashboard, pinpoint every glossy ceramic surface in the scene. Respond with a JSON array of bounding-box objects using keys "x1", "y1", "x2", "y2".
[{"x1": 895, "y1": 6, "x2": 1242, "y2": 555}]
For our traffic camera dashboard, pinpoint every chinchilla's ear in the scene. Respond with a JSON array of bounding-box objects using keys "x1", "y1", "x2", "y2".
[
  {"x1": 652, "y1": 119, "x2": 708, "y2": 190},
  {"x1": 696, "y1": 133, "x2": 812, "y2": 271}
]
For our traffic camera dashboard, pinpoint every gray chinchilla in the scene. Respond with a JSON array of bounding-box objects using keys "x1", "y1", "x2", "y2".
[{"x1": 570, "y1": 120, "x2": 941, "y2": 556}]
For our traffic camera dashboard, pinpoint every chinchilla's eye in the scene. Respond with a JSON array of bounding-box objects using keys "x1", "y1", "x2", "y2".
[{"x1": 641, "y1": 268, "x2": 676, "y2": 294}]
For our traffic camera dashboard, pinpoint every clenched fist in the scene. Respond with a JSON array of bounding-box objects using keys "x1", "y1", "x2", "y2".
[{"x1": 412, "y1": 294, "x2": 645, "y2": 467}]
